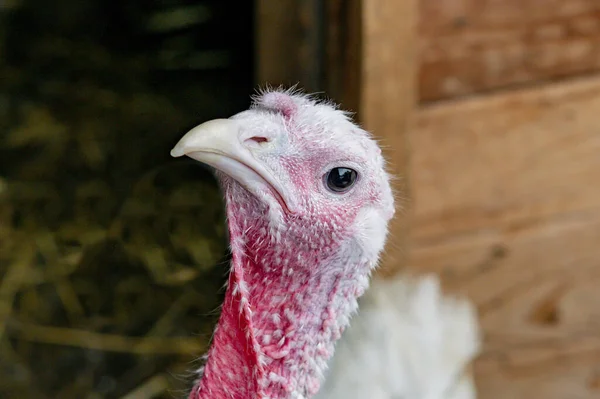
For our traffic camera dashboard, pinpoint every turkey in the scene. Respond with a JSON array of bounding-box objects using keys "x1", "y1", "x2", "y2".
[{"x1": 170, "y1": 89, "x2": 480, "y2": 399}]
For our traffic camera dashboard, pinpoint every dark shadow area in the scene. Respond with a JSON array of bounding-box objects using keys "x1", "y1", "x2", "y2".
[{"x1": 0, "y1": 1, "x2": 254, "y2": 397}]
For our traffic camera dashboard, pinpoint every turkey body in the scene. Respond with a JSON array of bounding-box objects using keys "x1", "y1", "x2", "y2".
[{"x1": 315, "y1": 274, "x2": 480, "y2": 399}]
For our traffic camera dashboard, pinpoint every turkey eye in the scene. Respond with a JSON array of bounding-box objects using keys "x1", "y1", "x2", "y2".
[{"x1": 325, "y1": 167, "x2": 358, "y2": 193}]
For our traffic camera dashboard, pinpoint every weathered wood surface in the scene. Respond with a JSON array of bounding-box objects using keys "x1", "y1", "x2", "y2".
[
  {"x1": 412, "y1": 75, "x2": 600, "y2": 241},
  {"x1": 359, "y1": 0, "x2": 418, "y2": 276},
  {"x1": 410, "y1": 75, "x2": 600, "y2": 398},
  {"x1": 419, "y1": 0, "x2": 600, "y2": 101}
]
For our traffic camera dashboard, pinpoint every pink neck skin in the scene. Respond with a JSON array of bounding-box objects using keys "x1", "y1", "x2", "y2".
[{"x1": 188, "y1": 183, "x2": 372, "y2": 399}]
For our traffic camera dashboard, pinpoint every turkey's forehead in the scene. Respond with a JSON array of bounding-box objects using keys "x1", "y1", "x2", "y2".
[
  {"x1": 230, "y1": 91, "x2": 387, "y2": 178},
  {"x1": 231, "y1": 108, "x2": 284, "y2": 134},
  {"x1": 233, "y1": 106, "x2": 380, "y2": 163}
]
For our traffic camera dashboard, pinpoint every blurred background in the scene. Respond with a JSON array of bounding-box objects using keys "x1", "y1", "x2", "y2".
[
  {"x1": 1, "y1": 0, "x2": 600, "y2": 398},
  {"x1": 0, "y1": 0, "x2": 252, "y2": 398}
]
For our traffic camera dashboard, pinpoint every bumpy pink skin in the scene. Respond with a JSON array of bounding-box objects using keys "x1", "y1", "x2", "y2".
[{"x1": 188, "y1": 90, "x2": 395, "y2": 399}]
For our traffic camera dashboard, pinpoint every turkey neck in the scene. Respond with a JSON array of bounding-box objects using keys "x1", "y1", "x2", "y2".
[{"x1": 189, "y1": 187, "x2": 371, "y2": 399}]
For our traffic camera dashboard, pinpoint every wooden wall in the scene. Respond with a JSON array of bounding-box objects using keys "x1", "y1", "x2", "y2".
[
  {"x1": 410, "y1": 75, "x2": 600, "y2": 399},
  {"x1": 419, "y1": 0, "x2": 600, "y2": 102},
  {"x1": 411, "y1": 2, "x2": 600, "y2": 397}
]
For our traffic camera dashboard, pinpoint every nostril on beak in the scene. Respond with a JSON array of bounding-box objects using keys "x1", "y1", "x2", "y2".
[
  {"x1": 244, "y1": 136, "x2": 270, "y2": 148},
  {"x1": 249, "y1": 136, "x2": 268, "y2": 143}
]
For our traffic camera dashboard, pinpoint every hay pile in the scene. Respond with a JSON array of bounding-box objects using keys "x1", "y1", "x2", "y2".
[{"x1": 0, "y1": 1, "x2": 252, "y2": 397}]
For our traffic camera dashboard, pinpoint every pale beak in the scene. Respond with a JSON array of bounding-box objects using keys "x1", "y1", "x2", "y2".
[{"x1": 170, "y1": 118, "x2": 294, "y2": 213}]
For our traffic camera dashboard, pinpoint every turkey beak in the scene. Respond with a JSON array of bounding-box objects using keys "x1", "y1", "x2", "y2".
[{"x1": 170, "y1": 119, "x2": 295, "y2": 213}]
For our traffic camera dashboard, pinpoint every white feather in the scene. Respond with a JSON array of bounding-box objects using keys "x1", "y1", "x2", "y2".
[{"x1": 315, "y1": 273, "x2": 481, "y2": 399}]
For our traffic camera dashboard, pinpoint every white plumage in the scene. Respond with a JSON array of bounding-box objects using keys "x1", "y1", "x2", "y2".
[{"x1": 315, "y1": 273, "x2": 481, "y2": 399}]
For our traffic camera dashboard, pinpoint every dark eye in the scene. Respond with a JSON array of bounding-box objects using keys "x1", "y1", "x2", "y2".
[{"x1": 324, "y1": 167, "x2": 358, "y2": 193}]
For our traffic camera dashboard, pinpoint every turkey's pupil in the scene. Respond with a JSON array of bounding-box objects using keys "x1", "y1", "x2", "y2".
[{"x1": 327, "y1": 167, "x2": 357, "y2": 192}]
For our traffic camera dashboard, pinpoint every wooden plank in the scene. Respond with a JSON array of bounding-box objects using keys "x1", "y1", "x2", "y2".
[
  {"x1": 255, "y1": 0, "x2": 325, "y2": 92},
  {"x1": 419, "y1": 0, "x2": 600, "y2": 101},
  {"x1": 411, "y1": 75, "x2": 600, "y2": 242},
  {"x1": 409, "y1": 75, "x2": 600, "y2": 398},
  {"x1": 475, "y1": 344, "x2": 600, "y2": 399},
  {"x1": 412, "y1": 212, "x2": 600, "y2": 332},
  {"x1": 411, "y1": 212, "x2": 600, "y2": 398},
  {"x1": 324, "y1": 0, "x2": 362, "y2": 112},
  {"x1": 358, "y1": 0, "x2": 419, "y2": 276},
  {"x1": 255, "y1": 0, "x2": 298, "y2": 86}
]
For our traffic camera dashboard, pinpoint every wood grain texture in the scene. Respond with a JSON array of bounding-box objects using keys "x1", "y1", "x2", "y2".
[
  {"x1": 412, "y1": 75, "x2": 600, "y2": 242},
  {"x1": 419, "y1": 0, "x2": 600, "y2": 101},
  {"x1": 413, "y1": 213, "x2": 600, "y2": 398},
  {"x1": 409, "y1": 75, "x2": 600, "y2": 398},
  {"x1": 359, "y1": 0, "x2": 418, "y2": 276}
]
